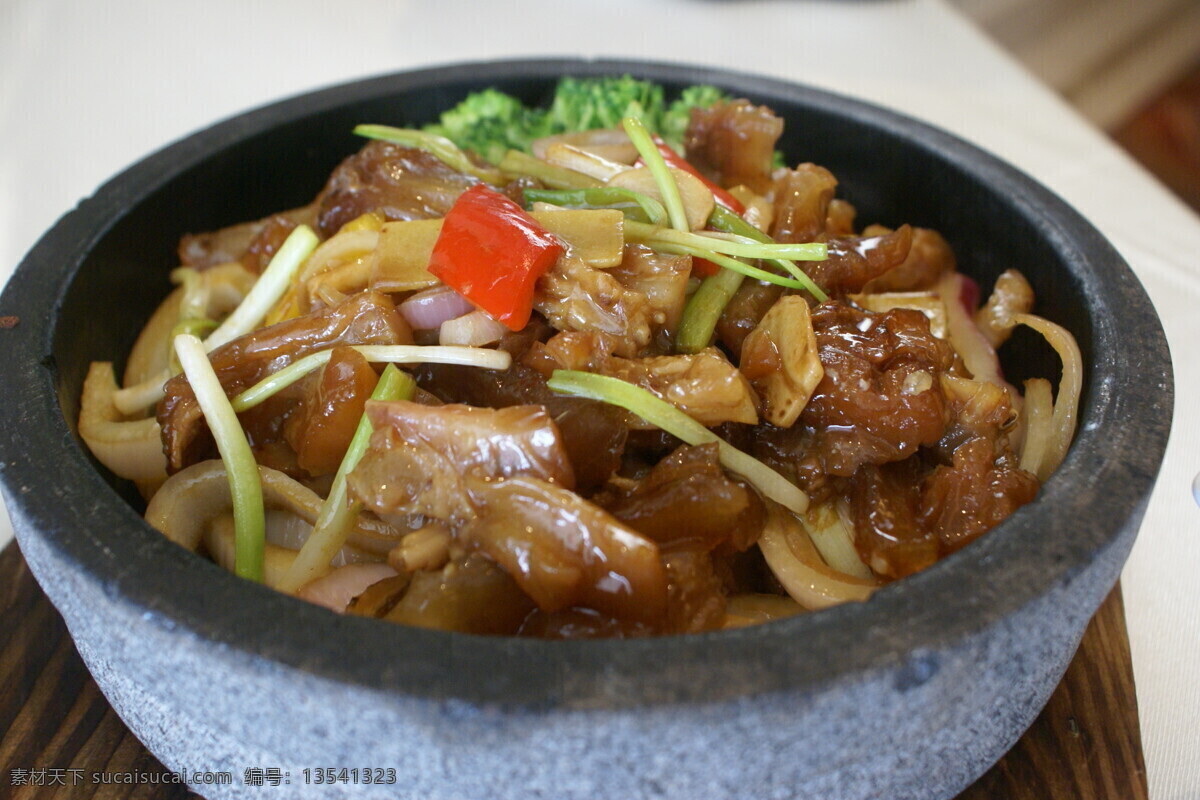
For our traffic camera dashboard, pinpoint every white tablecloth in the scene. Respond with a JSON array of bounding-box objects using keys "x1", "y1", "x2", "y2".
[{"x1": 2, "y1": 1, "x2": 1197, "y2": 796}]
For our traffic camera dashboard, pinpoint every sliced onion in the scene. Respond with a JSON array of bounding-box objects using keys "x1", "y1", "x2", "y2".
[
  {"x1": 758, "y1": 502, "x2": 877, "y2": 610},
  {"x1": 532, "y1": 129, "x2": 638, "y2": 163},
  {"x1": 204, "y1": 515, "x2": 382, "y2": 594},
  {"x1": 1019, "y1": 378, "x2": 1054, "y2": 478},
  {"x1": 145, "y1": 459, "x2": 400, "y2": 554},
  {"x1": 938, "y1": 271, "x2": 1005, "y2": 386},
  {"x1": 543, "y1": 142, "x2": 630, "y2": 182},
  {"x1": 79, "y1": 362, "x2": 168, "y2": 482},
  {"x1": 297, "y1": 563, "x2": 399, "y2": 612},
  {"x1": 1013, "y1": 312, "x2": 1082, "y2": 480},
  {"x1": 297, "y1": 228, "x2": 378, "y2": 284},
  {"x1": 803, "y1": 501, "x2": 874, "y2": 580},
  {"x1": 439, "y1": 310, "x2": 509, "y2": 347},
  {"x1": 399, "y1": 285, "x2": 474, "y2": 330}
]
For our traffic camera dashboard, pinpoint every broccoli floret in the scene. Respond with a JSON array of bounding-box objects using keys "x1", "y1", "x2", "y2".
[
  {"x1": 547, "y1": 76, "x2": 666, "y2": 134},
  {"x1": 661, "y1": 85, "x2": 729, "y2": 150},
  {"x1": 424, "y1": 88, "x2": 553, "y2": 164},
  {"x1": 422, "y1": 78, "x2": 733, "y2": 165}
]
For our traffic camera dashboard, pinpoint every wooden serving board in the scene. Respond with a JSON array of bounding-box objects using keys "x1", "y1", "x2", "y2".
[{"x1": 0, "y1": 541, "x2": 1147, "y2": 799}]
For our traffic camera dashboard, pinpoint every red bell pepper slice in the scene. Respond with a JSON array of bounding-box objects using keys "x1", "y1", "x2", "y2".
[{"x1": 428, "y1": 185, "x2": 564, "y2": 331}]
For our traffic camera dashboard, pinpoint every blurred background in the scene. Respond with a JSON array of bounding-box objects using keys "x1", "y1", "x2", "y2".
[{"x1": 955, "y1": 0, "x2": 1200, "y2": 211}]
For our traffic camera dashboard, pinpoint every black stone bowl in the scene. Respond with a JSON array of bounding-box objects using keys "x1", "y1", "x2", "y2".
[{"x1": 0, "y1": 59, "x2": 1172, "y2": 799}]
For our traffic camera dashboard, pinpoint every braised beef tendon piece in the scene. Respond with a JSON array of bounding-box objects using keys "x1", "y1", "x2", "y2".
[
  {"x1": 848, "y1": 460, "x2": 937, "y2": 579},
  {"x1": 809, "y1": 226, "x2": 914, "y2": 297},
  {"x1": 716, "y1": 280, "x2": 785, "y2": 361},
  {"x1": 921, "y1": 438, "x2": 1038, "y2": 554},
  {"x1": 596, "y1": 443, "x2": 765, "y2": 553},
  {"x1": 861, "y1": 227, "x2": 956, "y2": 294},
  {"x1": 534, "y1": 253, "x2": 654, "y2": 357},
  {"x1": 347, "y1": 400, "x2": 669, "y2": 628},
  {"x1": 284, "y1": 346, "x2": 378, "y2": 476},
  {"x1": 178, "y1": 206, "x2": 316, "y2": 271},
  {"x1": 683, "y1": 99, "x2": 784, "y2": 194},
  {"x1": 414, "y1": 361, "x2": 629, "y2": 492},
  {"x1": 540, "y1": 332, "x2": 760, "y2": 427},
  {"x1": 363, "y1": 400, "x2": 576, "y2": 491},
  {"x1": 849, "y1": 439, "x2": 1038, "y2": 580},
  {"x1": 465, "y1": 478, "x2": 669, "y2": 625},
  {"x1": 315, "y1": 142, "x2": 479, "y2": 237},
  {"x1": 607, "y1": 244, "x2": 692, "y2": 342},
  {"x1": 769, "y1": 164, "x2": 838, "y2": 245},
  {"x1": 349, "y1": 554, "x2": 536, "y2": 636},
  {"x1": 800, "y1": 301, "x2": 954, "y2": 477},
  {"x1": 158, "y1": 291, "x2": 412, "y2": 473}
]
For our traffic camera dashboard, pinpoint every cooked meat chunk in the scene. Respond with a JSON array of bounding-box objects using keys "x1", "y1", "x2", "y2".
[
  {"x1": 540, "y1": 332, "x2": 758, "y2": 427},
  {"x1": 596, "y1": 443, "x2": 765, "y2": 553},
  {"x1": 284, "y1": 346, "x2": 379, "y2": 476},
  {"x1": 922, "y1": 438, "x2": 1038, "y2": 553},
  {"x1": 349, "y1": 554, "x2": 536, "y2": 635},
  {"x1": 770, "y1": 164, "x2": 838, "y2": 245},
  {"x1": 809, "y1": 226, "x2": 914, "y2": 296},
  {"x1": 752, "y1": 301, "x2": 953, "y2": 490},
  {"x1": 315, "y1": 142, "x2": 478, "y2": 237},
  {"x1": 802, "y1": 301, "x2": 953, "y2": 475},
  {"x1": 348, "y1": 401, "x2": 576, "y2": 525},
  {"x1": 534, "y1": 253, "x2": 654, "y2": 357},
  {"x1": 608, "y1": 244, "x2": 692, "y2": 340},
  {"x1": 716, "y1": 280, "x2": 785, "y2": 361},
  {"x1": 158, "y1": 291, "x2": 411, "y2": 473},
  {"x1": 684, "y1": 99, "x2": 784, "y2": 194},
  {"x1": 464, "y1": 477, "x2": 668, "y2": 624},
  {"x1": 414, "y1": 361, "x2": 628, "y2": 492},
  {"x1": 862, "y1": 226, "x2": 956, "y2": 293},
  {"x1": 848, "y1": 437, "x2": 1038, "y2": 579},
  {"x1": 178, "y1": 207, "x2": 315, "y2": 271}
]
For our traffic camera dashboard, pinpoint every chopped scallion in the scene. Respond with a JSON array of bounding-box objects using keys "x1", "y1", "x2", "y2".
[
  {"x1": 523, "y1": 187, "x2": 668, "y2": 226},
  {"x1": 113, "y1": 225, "x2": 319, "y2": 415},
  {"x1": 230, "y1": 345, "x2": 511, "y2": 413},
  {"x1": 623, "y1": 116, "x2": 690, "y2": 232},
  {"x1": 204, "y1": 225, "x2": 319, "y2": 351},
  {"x1": 354, "y1": 125, "x2": 504, "y2": 183},
  {"x1": 173, "y1": 333, "x2": 265, "y2": 582},
  {"x1": 498, "y1": 150, "x2": 601, "y2": 189},
  {"x1": 547, "y1": 370, "x2": 808, "y2": 515},
  {"x1": 278, "y1": 364, "x2": 416, "y2": 593}
]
